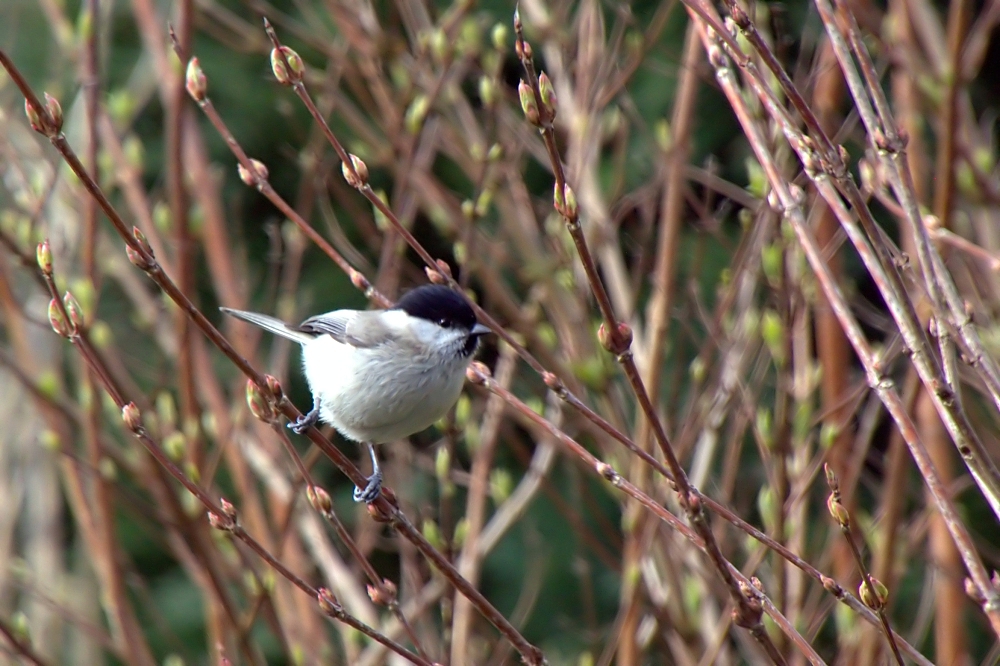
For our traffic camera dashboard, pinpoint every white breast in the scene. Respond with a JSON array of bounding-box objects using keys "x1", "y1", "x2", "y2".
[{"x1": 300, "y1": 334, "x2": 469, "y2": 443}]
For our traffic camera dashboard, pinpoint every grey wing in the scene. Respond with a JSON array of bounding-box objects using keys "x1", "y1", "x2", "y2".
[{"x1": 295, "y1": 310, "x2": 396, "y2": 348}]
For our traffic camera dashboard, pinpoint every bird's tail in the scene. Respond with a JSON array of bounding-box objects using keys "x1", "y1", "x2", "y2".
[{"x1": 220, "y1": 307, "x2": 314, "y2": 345}]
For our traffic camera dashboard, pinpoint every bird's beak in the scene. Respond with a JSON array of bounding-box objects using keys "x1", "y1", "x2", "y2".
[{"x1": 471, "y1": 323, "x2": 491, "y2": 337}]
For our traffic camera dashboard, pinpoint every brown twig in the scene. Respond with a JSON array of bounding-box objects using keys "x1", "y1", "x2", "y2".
[{"x1": 824, "y1": 465, "x2": 905, "y2": 664}]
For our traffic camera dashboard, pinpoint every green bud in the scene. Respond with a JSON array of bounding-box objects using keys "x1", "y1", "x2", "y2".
[
  {"x1": 491, "y1": 23, "x2": 508, "y2": 51},
  {"x1": 820, "y1": 422, "x2": 839, "y2": 450},
  {"x1": 422, "y1": 519, "x2": 443, "y2": 549},
  {"x1": 490, "y1": 468, "x2": 514, "y2": 505},
  {"x1": 689, "y1": 356, "x2": 706, "y2": 383},
  {"x1": 156, "y1": 392, "x2": 177, "y2": 429},
  {"x1": 793, "y1": 401, "x2": 812, "y2": 442},
  {"x1": 756, "y1": 408, "x2": 773, "y2": 450},
  {"x1": 163, "y1": 431, "x2": 186, "y2": 462},
  {"x1": 455, "y1": 394, "x2": 471, "y2": 426},
  {"x1": 270, "y1": 46, "x2": 305, "y2": 85},
  {"x1": 435, "y1": 446, "x2": 450, "y2": 483},
  {"x1": 761, "y1": 310, "x2": 785, "y2": 367},
  {"x1": 518, "y1": 80, "x2": 540, "y2": 126},
  {"x1": 745, "y1": 157, "x2": 767, "y2": 199},
  {"x1": 757, "y1": 486, "x2": 776, "y2": 532},
  {"x1": 761, "y1": 243, "x2": 783, "y2": 286},
  {"x1": 98, "y1": 457, "x2": 116, "y2": 480},
  {"x1": 654, "y1": 119, "x2": 672, "y2": 152}
]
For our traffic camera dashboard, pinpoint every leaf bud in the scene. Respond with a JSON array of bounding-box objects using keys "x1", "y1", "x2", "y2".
[
  {"x1": 63, "y1": 291, "x2": 84, "y2": 329},
  {"x1": 306, "y1": 485, "x2": 333, "y2": 515},
  {"x1": 48, "y1": 299, "x2": 71, "y2": 338},
  {"x1": 132, "y1": 227, "x2": 154, "y2": 256},
  {"x1": 859, "y1": 578, "x2": 887, "y2": 610},
  {"x1": 219, "y1": 498, "x2": 237, "y2": 519},
  {"x1": 238, "y1": 159, "x2": 269, "y2": 187},
  {"x1": 270, "y1": 46, "x2": 304, "y2": 85},
  {"x1": 36, "y1": 240, "x2": 52, "y2": 275},
  {"x1": 246, "y1": 380, "x2": 275, "y2": 423},
  {"x1": 367, "y1": 578, "x2": 397, "y2": 605},
  {"x1": 466, "y1": 361, "x2": 490, "y2": 384},
  {"x1": 826, "y1": 494, "x2": 850, "y2": 527},
  {"x1": 518, "y1": 80, "x2": 540, "y2": 126},
  {"x1": 342, "y1": 154, "x2": 368, "y2": 188},
  {"x1": 265, "y1": 374, "x2": 283, "y2": 402},
  {"x1": 537, "y1": 72, "x2": 557, "y2": 119},
  {"x1": 317, "y1": 587, "x2": 340, "y2": 614},
  {"x1": 553, "y1": 183, "x2": 577, "y2": 218},
  {"x1": 207, "y1": 511, "x2": 234, "y2": 531},
  {"x1": 491, "y1": 23, "x2": 508, "y2": 51},
  {"x1": 44, "y1": 93, "x2": 63, "y2": 133},
  {"x1": 25, "y1": 98, "x2": 43, "y2": 133},
  {"x1": 597, "y1": 321, "x2": 633, "y2": 355},
  {"x1": 478, "y1": 76, "x2": 497, "y2": 107},
  {"x1": 185, "y1": 58, "x2": 207, "y2": 102},
  {"x1": 121, "y1": 402, "x2": 142, "y2": 430},
  {"x1": 126, "y1": 243, "x2": 152, "y2": 270}
]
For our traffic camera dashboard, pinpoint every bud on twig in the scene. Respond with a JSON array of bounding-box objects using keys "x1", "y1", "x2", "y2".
[
  {"x1": 48, "y1": 299, "x2": 71, "y2": 338},
  {"x1": 826, "y1": 494, "x2": 850, "y2": 528},
  {"x1": 132, "y1": 227, "x2": 153, "y2": 257},
  {"x1": 342, "y1": 154, "x2": 368, "y2": 188},
  {"x1": 126, "y1": 244, "x2": 152, "y2": 270},
  {"x1": 367, "y1": 578, "x2": 397, "y2": 605},
  {"x1": 121, "y1": 402, "x2": 142, "y2": 430},
  {"x1": 537, "y1": 72, "x2": 557, "y2": 120},
  {"x1": 265, "y1": 375, "x2": 283, "y2": 402},
  {"x1": 434, "y1": 259, "x2": 453, "y2": 279},
  {"x1": 597, "y1": 321, "x2": 633, "y2": 355},
  {"x1": 270, "y1": 46, "x2": 305, "y2": 85},
  {"x1": 44, "y1": 93, "x2": 63, "y2": 133},
  {"x1": 246, "y1": 380, "x2": 275, "y2": 423},
  {"x1": 185, "y1": 58, "x2": 207, "y2": 102},
  {"x1": 317, "y1": 587, "x2": 340, "y2": 614},
  {"x1": 126, "y1": 228, "x2": 155, "y2": 269},
  {"x1": 859, "y1": 578, "x2": 888, "y2": 610},
  {"x1": 219, "y1": 498, "x2": 237, "y2": 519},
  {"x1": 553, "y1": 183, "x2": 577, "y2": 219},
  {"x1": 349, "y1": 269, "x2": 371, "y2": 293},
  {"x1": 238, "y1": 159, "x2": 269, "y2": 187},
  {"x1": 208, "y1": 511, "x2": 234, "y2": 531},
  {"x1": 63, "y1": 291, "x2": 84, "y2": 329},
  {"x1": 25, "y1": 99, "x2": 43, "y2": 134},
  {"x1": 36, "y1": 241, "x2": 52, "y2": 275},
  {"x1": 306, "y1": 485, "x2": 333, "y2": 515},
  {"x1": 425, "y1": 267, "x2": 446, "y2": 284},
  {"x1": 518, "y1": 80, "x2": 540, "y2": 126},
  {"x1": 466, "y1": 361, "x2": 490, "y2": 384}
]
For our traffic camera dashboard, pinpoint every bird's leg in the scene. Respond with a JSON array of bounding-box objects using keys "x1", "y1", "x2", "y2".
[
  {"x1": 288, "y1": 394, "x2": 321, "y2": 434},
  {"x1": 353, "y1": 442, "x2": 383, "y2": 503}
]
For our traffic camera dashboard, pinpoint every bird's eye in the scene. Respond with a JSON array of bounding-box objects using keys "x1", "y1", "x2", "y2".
[{"x1": 437, "y1": 318, "x2": 450, "y2": 328}]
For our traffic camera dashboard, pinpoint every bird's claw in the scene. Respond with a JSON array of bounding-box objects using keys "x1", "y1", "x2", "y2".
[
  {"x1": 353, "y1": 442, "x2": 383, "y2": 503},
  {"x1": 288, "y1": 408, "x2": 319, "y2": 434},
  {"x1": 352, "y1": 469, "x2": 383, "y2": 503}
]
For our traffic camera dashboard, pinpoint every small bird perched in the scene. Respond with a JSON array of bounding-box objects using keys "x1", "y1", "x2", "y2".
[{"x1": 222, "y1": 284, "x2": 490, "y2": 502}]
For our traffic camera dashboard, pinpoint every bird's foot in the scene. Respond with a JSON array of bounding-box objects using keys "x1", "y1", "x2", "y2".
[
  {"x1": 352, "y1": 470, "x2": 383, "y2": 503},
  {"x1": 352, "y1": 443, "x2": 383, "y2": 503},
  {"x1": 288, "y1": 407, "x2": 319, "y2": 434}
]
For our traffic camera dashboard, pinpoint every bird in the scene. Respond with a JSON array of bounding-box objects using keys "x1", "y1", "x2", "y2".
[{"x1": 221, "y1": 284, "x2": 490, "y2": 502}]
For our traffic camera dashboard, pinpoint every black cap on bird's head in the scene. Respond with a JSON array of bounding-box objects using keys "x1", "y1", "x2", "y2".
[{"x1": 395, "y1": 285, "x2": 486, "y2": 336}]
